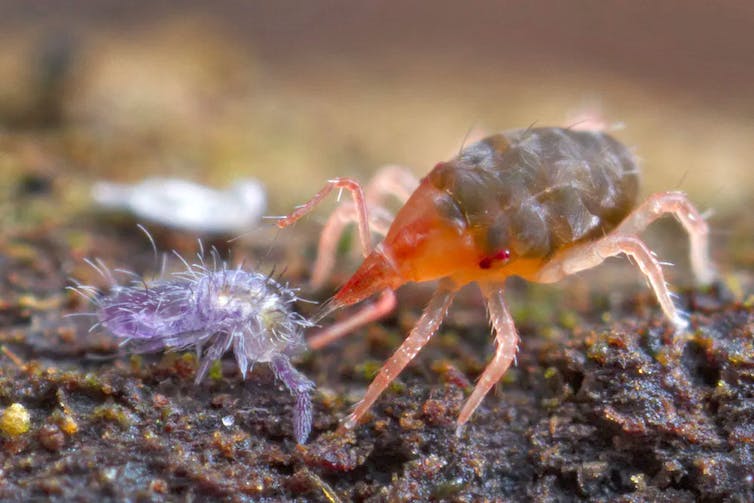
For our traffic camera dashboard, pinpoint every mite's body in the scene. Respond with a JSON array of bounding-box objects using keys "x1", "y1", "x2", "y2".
[
  {"x1": 335, "y1": 128, "x2": 640, "y2": 299},
  {"x1": 280, "y1": 126, "x2": 714, "y2": 435}
]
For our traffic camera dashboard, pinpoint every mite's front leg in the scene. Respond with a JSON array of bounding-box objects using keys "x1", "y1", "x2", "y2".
[
  {"x1": 309, "y1": 166, "x2": 419, "y2": 289},
  {"x1": 341, "y1": 281, "x2": 456, "y2": 431},
  {"x1": 276, "y1": 178, "x2": 373, "y2": 258},
  {"x1": 364, "y1": 165, "x2": 420, "y2": 206},
  {"x1": 308, "y1": 289, "x2": 396, "y2": 349},
  {"x1": 309, "y1": 203, "x2": 394, "y2": 290}
]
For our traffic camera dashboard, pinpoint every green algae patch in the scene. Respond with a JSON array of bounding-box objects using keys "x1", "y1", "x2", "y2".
[
  {"x1": 92, "y1": 402, "x2": 138, "y2": 428},
  {"x1": 208, "y1": 359, "x2": 223, "y2": 382}
]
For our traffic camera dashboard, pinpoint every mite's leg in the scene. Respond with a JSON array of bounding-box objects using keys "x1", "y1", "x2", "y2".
[
  {"x1": 456, "y1": 283, "x2": 519, "y2": 436},
  {"x1": 537, "y1": 235, "x2": 688, "y2": 329},
  {"x1": 309, "y1": 203, "x2": 395, "y2": 290},
  {"x1": 309, "y1": 166, "x2": 419, "y2": 289},
  {"x1": 364, "y1": 165, "x2": 419, "y2": 206},
  {"x1": 276, "y1": 178, "x2": 373, "y2": 257},
  {"x1": 308, "y1": 289, "x2": 396, "y2": 350},
  {"x1": 613, "y1": 191, "x2": 715, "y2": 285},
  {"x1": 564, "y1": 104, "x2": 618, "y2": 133},
  {"x1": 342, "y1": 283, "x2": 456, "y2": 430}
]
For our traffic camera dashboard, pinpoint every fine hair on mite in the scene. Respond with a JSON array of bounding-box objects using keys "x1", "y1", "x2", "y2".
[{"x1": 69, "y1": 236, "x2": 316, "y2": 444}]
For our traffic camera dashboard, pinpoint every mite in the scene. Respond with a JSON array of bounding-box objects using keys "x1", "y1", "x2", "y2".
[{"x1": 279, "y1": 126, "x2": 715, "y2": 435}]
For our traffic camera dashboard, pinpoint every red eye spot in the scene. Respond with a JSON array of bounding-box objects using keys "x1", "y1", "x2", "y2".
[
  {"x1": 494, "y1": 249, "x2": 511, "y2": 261},
  {"x1": 478, "y1": 249, "x2": 511, "y2": 269}
]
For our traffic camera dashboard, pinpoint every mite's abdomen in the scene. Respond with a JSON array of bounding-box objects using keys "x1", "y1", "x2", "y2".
[{"x1": 427, "y1": 127, "x2": 640, "y2": 258}]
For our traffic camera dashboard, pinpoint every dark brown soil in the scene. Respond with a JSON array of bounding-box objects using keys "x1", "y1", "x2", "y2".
[{"x1": 1, "y1": 222, "x2": 752, "y2": 502}]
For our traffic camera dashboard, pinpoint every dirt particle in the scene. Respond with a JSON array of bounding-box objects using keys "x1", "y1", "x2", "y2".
[
  {"x1": 149, "y1": 478, "x2": 168, "y2": 494},
  {"x1": 398, "y1": 412, "x2": 424, "y2": 431},
  {"x1": 58, "y1": 413, "x2": 78, "y2": 435},
  {"x1": 300, "y1": 431, "x2": 373, "y2": 472},
  {"x1": 1, "y1": 403, "x2": 31, "y2": 436},
  {"x1": 152, "y1": 393, "x2": 169, "y2": 408},
  {"x1": 210, "y1": 393, "x2": 235, "y2": 408},
  {"x1": 37, "y1": 423, "x2": 65, "y2": 451},
  {"x1": 93, "y1": 402, "x2": 136, "y2": 428},
  {"x1": 421, "y1": 398, "x2": 448, "y2": 425}
]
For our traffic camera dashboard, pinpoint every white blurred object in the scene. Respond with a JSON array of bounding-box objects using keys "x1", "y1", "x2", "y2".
[{"x1": 92, "y1": 177, "x2": 267, "y2": 234}]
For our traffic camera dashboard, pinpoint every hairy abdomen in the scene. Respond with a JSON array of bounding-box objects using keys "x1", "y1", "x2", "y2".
[{"x1": 427, "y1": 127, "x2": 640, "y2": 258}]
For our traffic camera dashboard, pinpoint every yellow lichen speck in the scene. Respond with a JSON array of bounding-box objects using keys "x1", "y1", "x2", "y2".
[{"x1": 1, "y1": 403, "x2": 31, "y2": 436}]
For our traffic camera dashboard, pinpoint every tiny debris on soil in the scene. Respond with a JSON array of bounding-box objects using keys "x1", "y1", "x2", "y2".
[{"x1": 0, "y1": 227, "x2": 752, "y2": 502}]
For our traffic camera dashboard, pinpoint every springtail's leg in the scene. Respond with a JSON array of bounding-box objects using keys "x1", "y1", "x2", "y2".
[{"x1": 271, "y1": 355, "x2": 316, "y2": 444}]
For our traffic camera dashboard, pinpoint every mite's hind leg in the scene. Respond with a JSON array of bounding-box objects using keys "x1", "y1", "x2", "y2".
[
  {"x1": 309, "y1": 166, "x2": 419, "y2": 289},
  {"x1": 537, "y1": 235, "x2": 688, "y2": 329},
  {"x1": 563, "y1": 104, "x2": 628, "y2": 133},
  {"x1": 614, "y1": 191, "x2": 715, "y2": 285},
  {"x1": 456, "y1": 283, "x2": 519, "y2": 436},
  {"x1": 341, "y1": 283, "x2": 456, "y2": 430},
  {"x1": 308, "y1": 289, "x2": 396, "y2": 350}
]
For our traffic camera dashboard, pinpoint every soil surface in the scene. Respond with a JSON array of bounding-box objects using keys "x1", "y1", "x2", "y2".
[{"x1": 1, "y1": 219, "x2": 752, "y2": 502}]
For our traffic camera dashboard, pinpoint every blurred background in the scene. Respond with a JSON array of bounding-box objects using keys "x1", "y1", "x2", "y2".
[{"x1": 0, "y1": 1, "x2": 752, "y2": 251}]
